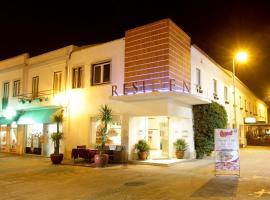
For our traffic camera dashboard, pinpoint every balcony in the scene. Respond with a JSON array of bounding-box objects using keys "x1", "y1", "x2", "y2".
[{"x1": 17, "y1": 89, "x2": 54, "y2": 104}]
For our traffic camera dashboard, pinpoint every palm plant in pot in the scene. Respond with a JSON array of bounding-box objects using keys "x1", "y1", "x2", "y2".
[
  {"x1": 173, "y1": 139, "x2": 188, "y2": 159},
  {"x1": 94, "y1": 104, "x2": 113, "y2": 168},
  {"x1": 135, "y1": 140, "x2": 150, "y2": 160},
  {"x1": 50, "y1": 109, "x2": 64, "y2": 164}
]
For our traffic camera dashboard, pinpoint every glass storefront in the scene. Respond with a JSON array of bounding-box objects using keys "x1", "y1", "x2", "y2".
[
  {"x1": 129, "y1": 116, "x2": 191, "y2": 159},
  {"x1": 130, "y1": 116, "x2": 170, "y2": 159},
  {"x1": 25, "y1": 123, "x2": 55, "y2": 156},
  {"x1": 0, "y1": 125, "x2": 7, "y2": 152},
  {"x1": 91, "y1": 115, "x2": 122, "y2": 146},
  {"x1": 10, "y1": 123, "x2": 18, "y2": 152}
]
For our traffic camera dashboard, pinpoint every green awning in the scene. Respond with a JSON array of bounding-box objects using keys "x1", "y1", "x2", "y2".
[
  {"x1": 0, "y1": 112, "x2": 22, "y2": 125},
  {"x1": 0, "y1": 117, "x2": 14, "y2": 125},
  {"x1": 17, "y1": 108, "x2": 60, "y2": 125}
]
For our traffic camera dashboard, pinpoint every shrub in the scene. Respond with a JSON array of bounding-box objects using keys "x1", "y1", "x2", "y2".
[
  {"x1": 193, "y1": 102, "x2": 227, "y2": 159},
  {"x1": 173, "y1": 139, "x2": 188, "y2": 151},
  {"x1": 135, "y1": 140, "x2": 150, "y2": 152}
]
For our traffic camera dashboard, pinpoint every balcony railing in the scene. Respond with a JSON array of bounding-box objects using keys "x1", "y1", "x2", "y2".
[{"x1": 17, "y1": 89, "x2": 54, "y2": 104}]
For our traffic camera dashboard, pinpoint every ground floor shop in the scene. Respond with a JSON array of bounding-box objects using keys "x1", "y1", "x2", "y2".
[
  {"x1": 0, "y1": 107, "x2": 61, "y2": 157},
  {"x1": 64, "y1": 95, "x2": 203, "y2": 161}
]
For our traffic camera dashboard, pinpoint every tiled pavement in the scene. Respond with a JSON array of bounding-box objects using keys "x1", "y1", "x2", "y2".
[{"x1": 0, "y1": 146, "x2": 270, "y2": 200}]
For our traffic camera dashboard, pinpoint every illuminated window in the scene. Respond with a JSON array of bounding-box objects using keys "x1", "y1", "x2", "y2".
[
  {"x1": 72, "y1": 67, "x2": 83, "y2": 88},
  {"x1": 13, "y1": 80, "x2": 20, "y2": 97},
  {"x1": 53, "y1": 71, "x2": 62, "y2": 94},
  {"x1": 92, "y1": 61, "x2": 111, "y2": 85},
  {"x1": 91, "y1": 115, "x2": 121, "y2": 145},
  {"x1": 32, "y1": 76, "x2": 39, "y2": 98}
]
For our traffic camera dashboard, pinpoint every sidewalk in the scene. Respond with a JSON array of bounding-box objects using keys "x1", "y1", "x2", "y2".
[{"x1": 0, "y1": 146, "x2": 270, "y2": 199}]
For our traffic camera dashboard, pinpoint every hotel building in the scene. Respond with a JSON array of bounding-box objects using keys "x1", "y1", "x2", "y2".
[{"x1": 0, "y1": 19, "x2": 267, "y2": 160}]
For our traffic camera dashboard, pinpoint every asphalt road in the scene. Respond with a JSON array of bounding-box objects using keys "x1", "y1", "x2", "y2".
[{"x1": 0, "y1": 146, "x2": 270, "y2": 200}]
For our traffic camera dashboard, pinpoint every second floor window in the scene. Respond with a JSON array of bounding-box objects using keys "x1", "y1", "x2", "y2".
[
  {"x1": 213, "y1": 79, "x2": 217, "y2": 95},
  {"x1": 92, "y1": 61, "x2": 111, "y2": 85},
  {"x1": 53, "y1": 71, "x2": 62, "y2": 94},
  {"x1": 13, "y1": 80, "x2": 20, "y2": 97},
  {"x1": 3, "y1": 82, "x2": 9, "y2": 98},
  {"x1": 72, "y1": 67, "x2": 83, "y2": 88},
  {"x1": 32, "y1": 76, "x2": 39, "y2": 98},
  {"x1": 196, "y1": 68, "x2": 201, "y2": 86},
  {"x1": 239, "y1": 96, "x2": 242, "y2": 109},
  {"x1": 224, "y1": 86, "x2": 228, "y2": 101}
]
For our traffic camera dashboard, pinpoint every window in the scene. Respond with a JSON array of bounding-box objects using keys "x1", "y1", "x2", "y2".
[
  {"x1": 72, "y1": 67, "x2": 83, "y2": 88},
  {"x1": 224, "y1": 86, "x2": 228, "y2": 101},
  {"x1": 195, "y1": 68, "x2": 201, "y2": 86},
  {"x1": 13, "y1": 80, "x2": 20, "y2": 97},
  {"x1": 92, "y1": 61, "x2": 111, "y2": 85},
  {"x1": 53, "y1": 71, "x2": 62, "y2": 94},
  {"x1": 3, "y1": 82, "x2": 9, "y2": 98},
  {"x1": 32, "y1": 76, "x2": 39, "y2": 98},
  {"x1": 239, "y1": 96, "x2": 243, "y2": 110},
  {"x1": 213, "y1": 79, "x2": 217, "y2": 94}
]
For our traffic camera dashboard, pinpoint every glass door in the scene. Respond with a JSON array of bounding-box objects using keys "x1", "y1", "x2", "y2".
[{"x1": 148, "y1": 117, "x2": 169, "y2": 159}]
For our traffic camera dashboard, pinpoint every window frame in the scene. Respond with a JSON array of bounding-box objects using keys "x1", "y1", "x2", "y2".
[
  {"x1": 53, "y1": 71, "x2": 62, "y2": 94},
  {"x1": 13, "y1": 80, "x2": 21, "y2": 97},
  {"x1": 32, "y1": 76, "x2": 39, "y2": 98},
  {"x1": 3, "y1": 82, "x2": 10, "y2": 98},
  {"x1": 91, "y1": 61, "x2": 111, "y2": 86},
  {"x1": 72, "y1": 66, "x2": 83, "y2": 89},
  {"x1": 213, "y1": 79, "x2": 217, "y2": 95},
  {"x1": 195, "y1": 68, "x2": 201, "y2": 86},
  {"x1": 224, "y1": 86, "x2": 228, "y2": 101}
]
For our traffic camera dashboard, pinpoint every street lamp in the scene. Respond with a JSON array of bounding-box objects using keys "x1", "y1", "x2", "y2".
[{"x1": 232, "y1": 51, "x2": 248, "y2": 130}]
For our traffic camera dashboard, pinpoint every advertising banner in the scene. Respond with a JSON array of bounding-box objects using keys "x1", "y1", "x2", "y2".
[{"x1": 215, "y1": 129, "x2": 240, "y2": 175}]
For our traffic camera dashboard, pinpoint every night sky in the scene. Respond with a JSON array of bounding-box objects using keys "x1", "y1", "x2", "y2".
[{"x1": 1, "y1": 1, "x2": 270, "y2": 104}]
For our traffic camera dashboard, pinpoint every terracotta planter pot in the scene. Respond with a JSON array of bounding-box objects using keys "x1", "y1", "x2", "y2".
[
  {"x1": 176, "y1": 151, "x2": 184, "y2": 159},
  {"x1": 138, "y1": 151, "x2": 148, "y2": 160},
  {"x1": 50, "y1": 153, "x2": 64, "y2": 164},
  {"x1": 94, "y1": 154, "x2": 109, "y2": 168}
]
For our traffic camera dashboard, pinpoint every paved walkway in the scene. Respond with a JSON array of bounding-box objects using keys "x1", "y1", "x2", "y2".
[{"x1": 0, "y1": 146, "x2": 270, "y2": 200}]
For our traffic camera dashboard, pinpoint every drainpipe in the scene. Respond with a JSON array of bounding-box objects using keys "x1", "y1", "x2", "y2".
[{"x1": 63, "y1": 46, "x2": 75, "y2": 157}]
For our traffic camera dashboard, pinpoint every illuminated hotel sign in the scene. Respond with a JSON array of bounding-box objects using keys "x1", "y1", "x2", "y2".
[{"x1": 111, "y1": 79, "x2": 189, "y2": 96}]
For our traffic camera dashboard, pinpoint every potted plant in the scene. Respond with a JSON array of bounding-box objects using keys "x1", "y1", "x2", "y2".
[
  {"x1": 173, "y1": 139, "x2": 188, "y2": 159},
  {"x1": 94, "y1": 105, "x2": 113, "y2": 168},
  {"x1": 135, "y1": 140, "x2": 150, "y2": 160},
  {"x1": 50, "y1": 109, "x2": 64, "y2": 164}
]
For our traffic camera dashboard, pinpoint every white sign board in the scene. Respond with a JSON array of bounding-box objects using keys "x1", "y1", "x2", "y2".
[{"x1": 215, "y1": 129, "x2": 240, "y2": 174}]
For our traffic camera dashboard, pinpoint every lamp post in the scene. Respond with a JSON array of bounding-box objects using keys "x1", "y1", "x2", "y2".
[{"x1": 232, "y1": 51, "x2": 247, "y2": 136}]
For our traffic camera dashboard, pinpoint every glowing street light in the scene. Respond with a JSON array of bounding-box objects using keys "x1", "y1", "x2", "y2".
[{"x1": 232, "y1": 51, "x2": 248, "y2": 135}]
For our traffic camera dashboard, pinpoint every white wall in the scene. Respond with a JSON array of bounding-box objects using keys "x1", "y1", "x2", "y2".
[{"x1": 191, "y1": 45, "x2": 268, "y2": 127}]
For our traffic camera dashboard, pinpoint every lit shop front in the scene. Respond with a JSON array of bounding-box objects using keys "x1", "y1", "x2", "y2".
[
  {"x1": 128, "y1": 116, "x2": 194, "y2": 159},
  {"x1": 111, "y1": 81, "x2": 209, "y2": 160},
  {"x1": 91, "y1": 115, "x2": 122, "y2": 146},
  {"x1": 0, "y1": 115, "x2": 21, "y2": 154},
  {"x1": 17, "y1": 107, "x2": 61, "y2": 156}
]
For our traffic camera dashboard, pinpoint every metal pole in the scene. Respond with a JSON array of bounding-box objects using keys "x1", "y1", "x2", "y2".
[
  {"x1": 233, "y1": 58, "x2": 241, "y2": 177},
  {"x1": 233, "y1": 58, "x2": 237, "y2": 129}
]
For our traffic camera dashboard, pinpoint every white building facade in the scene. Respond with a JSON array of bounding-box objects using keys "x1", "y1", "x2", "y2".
[{"x1": 0, "y1": 19, "x2": 267, "y2": 160}]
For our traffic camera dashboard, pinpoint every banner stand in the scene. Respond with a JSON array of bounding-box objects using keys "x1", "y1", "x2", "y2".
[{"x1": 214, "y1": 129, "x2": 240, "y2": 177}]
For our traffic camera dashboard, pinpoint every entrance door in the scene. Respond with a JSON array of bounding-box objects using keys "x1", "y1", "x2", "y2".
[
  {"x1": 148, "y1": 117, "x2": 169, "y2": 159},
  {"x1": 0, "y1": 125, "x2": 7, "y2": 152},
  {"x1": 9, "y1": 127, "x2": 18, "y2": 153}
]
